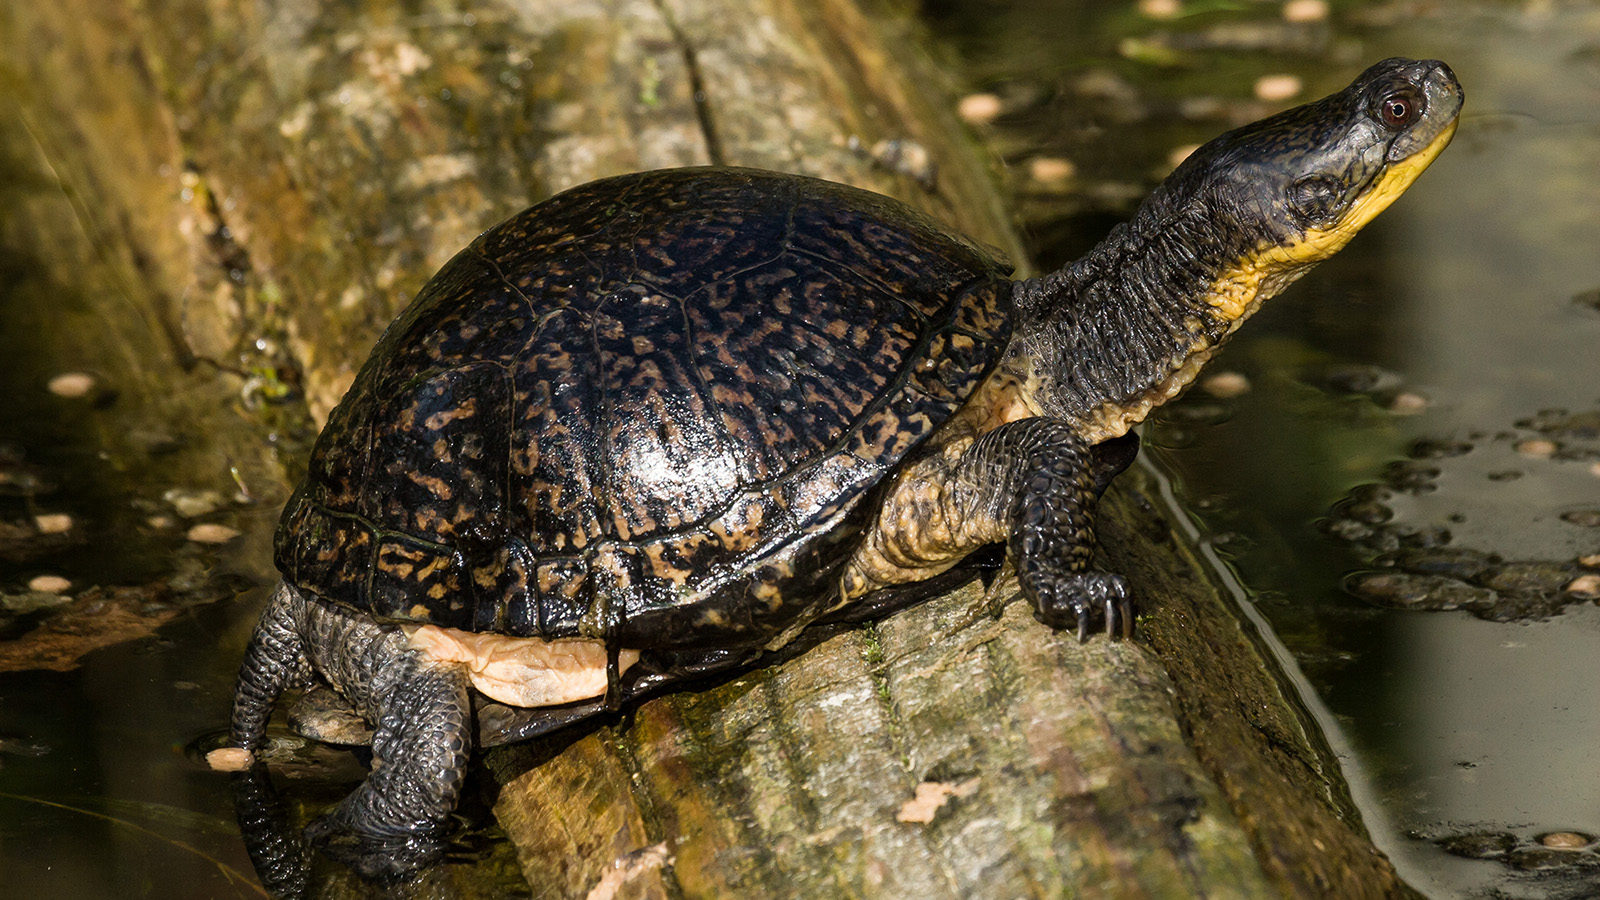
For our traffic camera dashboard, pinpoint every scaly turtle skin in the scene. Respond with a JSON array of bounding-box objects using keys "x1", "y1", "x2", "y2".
[{"x1": 225, "y1": 58, "x2": 1462, "y2": 872}]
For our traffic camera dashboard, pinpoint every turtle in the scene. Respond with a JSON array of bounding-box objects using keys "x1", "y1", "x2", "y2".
[{"x1": 218, "y1": 57, "x2": 1462, "y2": 871}]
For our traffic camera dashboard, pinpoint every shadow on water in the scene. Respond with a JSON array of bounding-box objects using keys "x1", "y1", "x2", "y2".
[{"x1": 2, "y1": 1, "x2": 1599, "y2": 898}]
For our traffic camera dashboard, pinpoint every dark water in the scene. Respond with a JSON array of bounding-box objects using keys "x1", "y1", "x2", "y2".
[
  {"x1": 0, "y1": 613, "x2": 260, "y2": 897},
  {"x1": 2, "y1": 1, "x2": 1598, "y2": 898},
  {"x1": 0, "y1": 292, "x2": 270, "y2": 890}
]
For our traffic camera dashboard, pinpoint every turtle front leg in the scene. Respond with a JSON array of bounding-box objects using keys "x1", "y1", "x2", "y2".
[
  {"x1": 843, "y1": 417, "x2": 1135, "y2": 640},
  {"x1": 999, "y1": 420, "x2": 1135, "y2": 641}
]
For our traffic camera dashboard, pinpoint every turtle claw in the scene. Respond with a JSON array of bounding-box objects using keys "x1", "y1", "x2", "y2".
[
  {"x1": 1029, "y1": 571, "x2": 1132, "y2": 641},
  {"x1": 1118, "y1": 592, "x2": 1136, "y2": 640},
  {"x1": 1104, "y1": 584, "x2": 1136, "y2": 641}
]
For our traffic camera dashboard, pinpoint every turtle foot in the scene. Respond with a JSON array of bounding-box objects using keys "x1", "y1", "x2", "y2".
[
  {"x1": 1029, "y1": 571, "x2": 1134, "y2": 642},
  {"x1": 304, "y1": 811, "x2": 448, "y2": 880}
]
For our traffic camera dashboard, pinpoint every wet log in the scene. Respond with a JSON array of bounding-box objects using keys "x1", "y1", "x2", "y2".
[{"x1": 0, "y1": 0, "x2": 1417, "y2": 897}]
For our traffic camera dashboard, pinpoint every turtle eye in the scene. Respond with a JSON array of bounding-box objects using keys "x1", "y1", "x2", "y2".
[{"x1": 1377, "y1": 89, "x2": 1422, "y2": 129}]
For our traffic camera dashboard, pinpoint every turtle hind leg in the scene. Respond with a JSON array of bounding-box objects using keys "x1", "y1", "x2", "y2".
[
  {"x1": 230, "y1": 765, "x2": 312, "y2": 898},
  {"x1": 230, "y1": 582, "x2": 474, "y2": 875},
  {"x1": 305, "y1": 654, "x2": 472, "y2": 877},
  {"x1": 230, "y1": 582, "x2": 315, "y2": 758}
]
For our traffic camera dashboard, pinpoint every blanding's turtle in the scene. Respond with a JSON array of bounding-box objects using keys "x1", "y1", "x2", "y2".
[{"x1": 219, "y1": 57, "x2": 1462, "y2": 868}]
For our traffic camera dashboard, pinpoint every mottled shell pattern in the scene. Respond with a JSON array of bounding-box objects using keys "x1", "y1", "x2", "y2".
[{"x1": 276, "y1": 168, "x2": 1013, "y2": 650}]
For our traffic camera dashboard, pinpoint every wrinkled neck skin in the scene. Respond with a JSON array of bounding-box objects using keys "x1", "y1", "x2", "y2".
[{"x1": 1007, "y1": 193, "x2": 1305, "y2": 443}]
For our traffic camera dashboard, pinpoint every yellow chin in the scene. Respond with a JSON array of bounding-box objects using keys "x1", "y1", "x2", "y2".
[
  {"x1": 1205, "y1": 115, "x2": 1459, "y2": 322},
  {"x1": 1269, "y1": 116, "x2": 1460, "y2": 270}
]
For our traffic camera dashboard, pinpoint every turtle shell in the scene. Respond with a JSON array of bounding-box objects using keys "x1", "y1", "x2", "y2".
[{"x1": 276, "y1": 167, "x2": 1013, "y2": 650}]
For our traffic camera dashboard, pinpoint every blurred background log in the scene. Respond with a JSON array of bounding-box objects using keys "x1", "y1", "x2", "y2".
[{"x1": 0, "y1": 0, "x2": 1417, "y2": 897}]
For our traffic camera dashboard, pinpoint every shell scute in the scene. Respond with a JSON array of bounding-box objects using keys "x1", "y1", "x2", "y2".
[
  {"x1": 627, "y1": 175, "x2": 796, "y2": 294},
  {"x1": 281, "y1": 500, "x2": 373, "y2": 607},
  {"x1": 786, "y1": 186, "x2": 1009, "y2": 318},
  {"x1": 684, "y1": 260, "x2": 921, "y2": 481},
  {"x1": 358, "y1": 361, "x2": 511, "y2": 547},
  {"x1": 593, "y1": 286, "x2": 746, "y2": 538},
  {"x1": 369, "y1": 533, "x2": 466, "y2": 622},
  {"x1": 506, "y1": 310, "x2": 609, "y2": 554},
  {"x1": 527, "y1": 557, "x2": 590, "y2": 636},
  {"x1": 464, "y1": 538, "x2": 534, "y2": 631},
  {"x1": 379, "y1": 257, "x2": 535, "y2": 373}
]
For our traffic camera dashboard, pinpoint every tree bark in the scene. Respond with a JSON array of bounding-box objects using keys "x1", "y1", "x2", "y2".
[{"x1": 0, "y1": 0, "x2": 1417, "y2": 898}]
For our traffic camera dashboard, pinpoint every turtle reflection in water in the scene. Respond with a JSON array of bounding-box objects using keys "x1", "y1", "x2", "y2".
[{"x1": 216, "y1": 57, "x2": 1463, "y2": 875}]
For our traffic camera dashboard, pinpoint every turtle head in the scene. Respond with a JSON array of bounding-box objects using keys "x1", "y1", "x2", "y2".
[
  {"x1": 1143, "y1": 57, "x2": 1462, "y2": 318},
  {"x1": 1017, "y1": 59, "x2": 1461, "y2": 442}
]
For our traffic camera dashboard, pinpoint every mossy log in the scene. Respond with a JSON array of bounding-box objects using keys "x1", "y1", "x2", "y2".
[{"x1": 0, "y1": 0, "x2": 1415, "y2": 897}]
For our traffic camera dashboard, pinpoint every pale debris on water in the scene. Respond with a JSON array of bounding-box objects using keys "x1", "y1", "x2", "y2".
[
  {"x1": 583, "y1": 842, "x2": 673, "y2": 900},
  {"x1": 33, "y1": 513, "x2": 72, "y2": 534},
  {"x1": 1282, "y1": 0, "x2": 1330, "y2": 22},
  {"x1": 1027, "y1": 156, "x2": 1077, "y2": 187},
  {"x1": 187, "y1": 523, "x2": 241, "y2": 543},
  {"x1": 47, "y1": 372, "x2": 96, "y2": 398},
  {"x1": 1137, "y1": 0, "x2": 1182, "y2": 20},
  {"x1": 957, "y1": 93, "x2": 1003, "y2": 125},
  {"x1": 27, "y1": 574, "x2": 71, "y2": 594},
  {"x1": 896, "y1": 777, "x2": 980, "y2": 824},
  {"x1": 1254, "y1": 74, "x2": 1303, "y2": 103},
  {"x1": 164, "y1": 488, "x2": 227, "y2": 518},
  {"x1": 1201, "y1": 371, "x2": 1251, "y2": 398},
  {"x1": 205, "y1": 747, "x2": 254, "y2": 772},
  {"x1": 1389, "y1": 392, "x2": 1429, "y2": 415},
  {"x1": 1566, "y1": 574, "x2": 1600, "y2": 600},
  {"x1": 1515, "y1": 439, "x2": 1558, "y2": 459}
]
